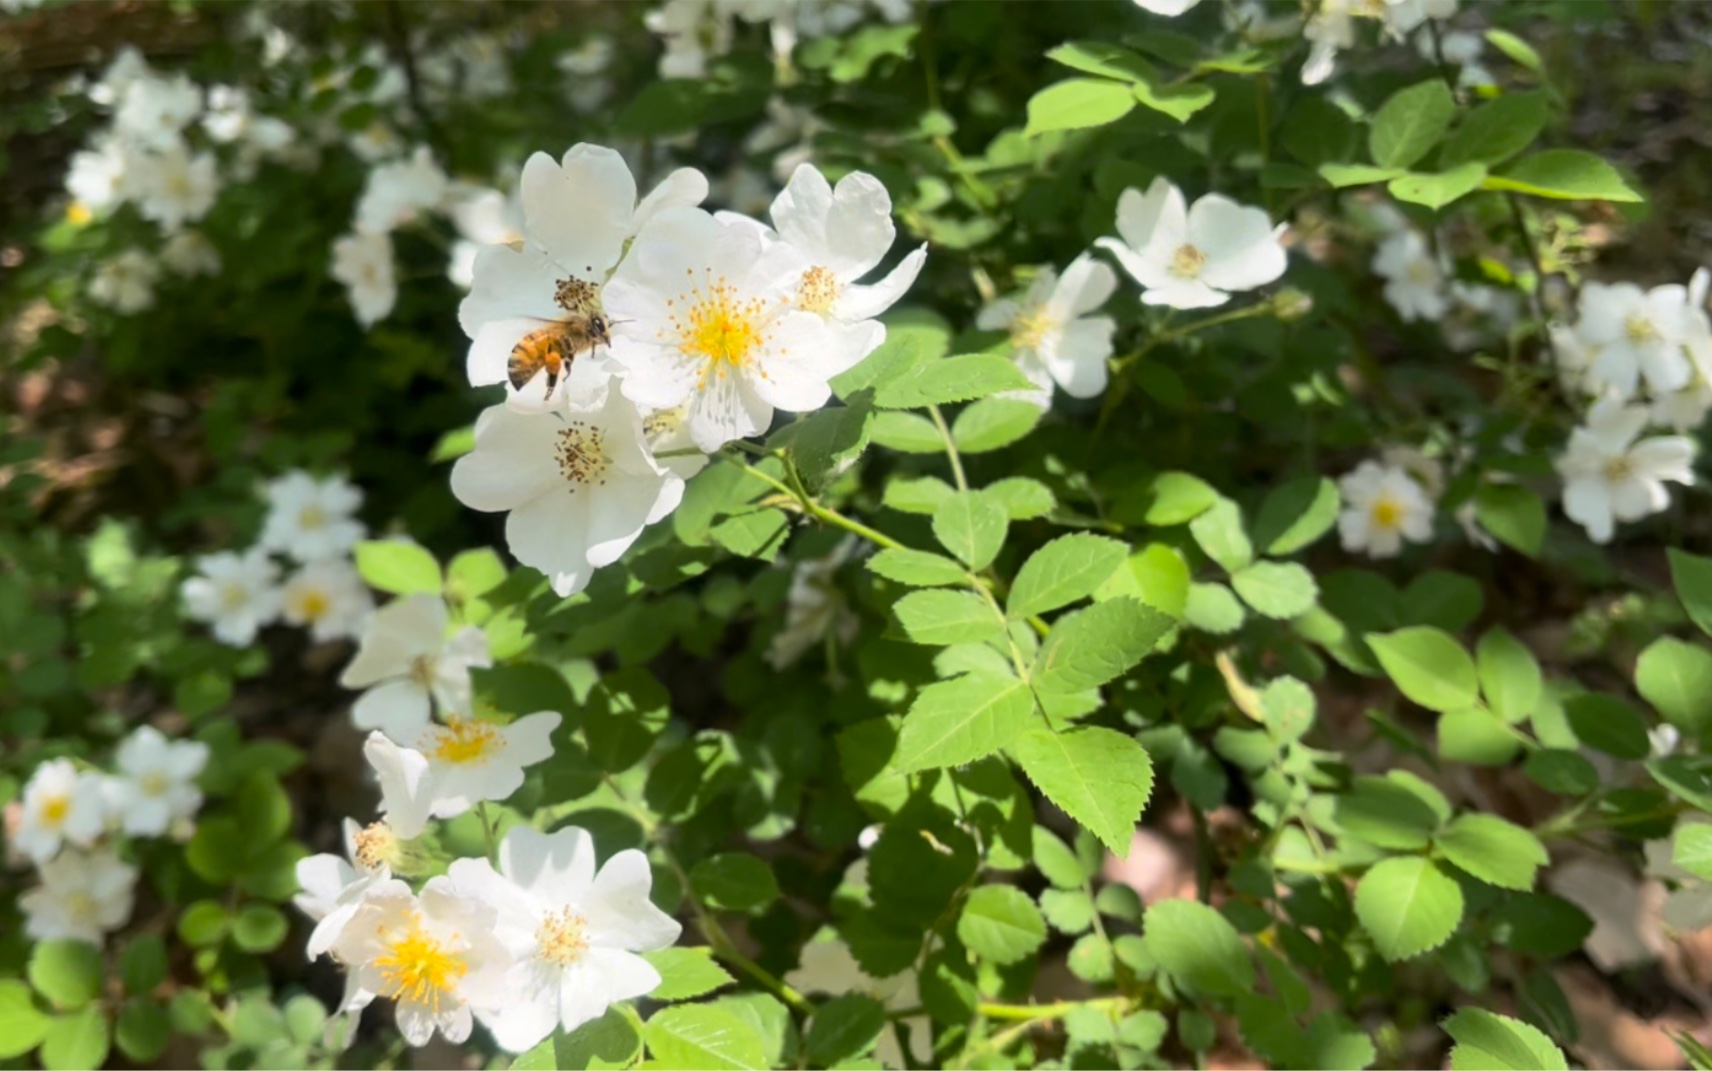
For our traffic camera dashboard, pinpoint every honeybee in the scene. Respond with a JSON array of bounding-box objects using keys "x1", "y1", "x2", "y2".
[{"x1": 507, "y1": 313, "x2": 612, "y2": 398}]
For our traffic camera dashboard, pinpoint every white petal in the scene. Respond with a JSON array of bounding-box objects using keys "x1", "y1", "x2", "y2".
[
  {"x1": 1191, "y1": 196, "x2": 1287, "y2": 292},
  {"x1": 449, "y1": 406, "x2": 564, "y2": 514},
  {"x1": 587, "y1": 850, "x2": 682, "y2": 951},
  {"x1": 634, "y1": 167, "x2": 711, "y2": 234},
  {"x1": 1044, "y1": 316, "x2": 1115, "y2": 399},
  {"x1": 351, "y1": 678, "x2": 433, "y2": 740},
  {"x1": 1114, "y1": 178, "x2": 1174, "y2": 252},
  {"x1": 835, "y1": 244, "x2": 926, "y2": 322},
  {"x1": 503, "y1": 826, "x2": 597, "y2": 904},
  {"x1": 505, "y1": 493, "x2": 594, "y2": 597},
  {"x1": 340, "y1": 595, "x2": 446, "y2": 687},
  {"x1": 467, "y1": 317, "x2": 539, "y2": 389},
  {"x1": 363, "y1": 733, "x2": 433, "y2": 839}
]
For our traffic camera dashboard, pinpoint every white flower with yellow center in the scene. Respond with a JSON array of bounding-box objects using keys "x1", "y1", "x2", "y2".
[
  {"x1": 1096, "y1": 176, "x2": 1287, "y2": 310},
  {"x1": 1572, "y1": 281, "x2": 1697, "y2": 399},
  {"x1": 281, "y1": 559, "x2": 373, "y2": 642},
  {"x1": 1370, "y1": 229, "x2": 1448, "y2": 323},
  {"x1": 607, "y1": 206, "x2": 882, "y2": 450},
  {"x1": 354, "y1": 146, "x2": 449, "y2": 236},
  {"x1": 21, "y1": 848, "x2": 137, "y2": 946},
  {"x1": 340, "y1": 595, "x2": 491, "y2": 741},
  {"x1": 764, "y1": 163, "x2": 926, "y2": 324},
  {"x1": 449, "y1": 826, "x2": 682, "y2": 1052},
  {"x1": 110, "y1": 725, "x2": 209, "y2": 838},
  {"x1": 331, "y1": 230, "x2": 397, "y2": 328},
  {"x1": 260, "y1": 470, "x2": 366, "y2": 563},
  {"x1": 131, "y1": 142, "x2": 219, "y2": 233},
  {"x1": 331, "y1": 877, "x2": 513, "y2": 1047},
  {"x1": 459, "y1": 144, "x2": 707, "y2": 410},
  {"x1": 361, "y1": 713, "x2": 559, "y2": 838},
  {"x1": 180, "y1": 547, "x2": 282, "y2": 647},
  {"x1": 90, "y1": 249, "x2": 160, "y2": 315},
  {"x1": 160, "y1": 230, "x2": 221, "y2": 277},
  {"x1": 15, "y1": 759, "x2": 107, "y2": 864},
  {"x1": 451, "y1": 389, "x2": 685, "y2": 597},
  {"x1": 1556, "y1": 397, "x2": 1696, "y2": 544},
  {"x1": 113, "y1": 70, "x2": 202, "y2": 150},
  {"x1": 977, "y1": 253, "x2": 1118, "y2": 407},
  {"x1": 1336, "y1": 460, "x2": 1435, "y2": 558},
  {"x1": 295, "y1": 817, "x2": 399, "y2": 958}
]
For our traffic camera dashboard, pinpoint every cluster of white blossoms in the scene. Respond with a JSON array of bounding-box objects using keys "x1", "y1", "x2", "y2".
[
  {"x1": 1336, "y1": 445, "x2": 1498, "y2": 559},
  {"x1": 181, "y1": 470, "x2": 373, "y2": 646},
  {"x1": 981, "y1": 176, "x2": 1288, "y2": 410},
  {"x1": 645, "y1": 0, "x2": 912, "y2": 79},
  {"x1": 448, "y1": 144, "x2": 923, "y2": 597},
  {"x1": 8, "y1": 727, "x2": 209, "y2": 946}
]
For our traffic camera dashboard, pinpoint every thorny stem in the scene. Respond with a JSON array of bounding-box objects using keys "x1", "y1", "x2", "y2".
[{"x1": 928, "y1": 404, "x2": 968, "y2": 491}]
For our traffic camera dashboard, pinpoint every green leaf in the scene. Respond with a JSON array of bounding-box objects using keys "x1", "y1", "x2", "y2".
[
  {"x1": 1041, "y1": 888, "x2": 1096, "y2": 934},
  {"x1": 1369, "y1": 627, "x2": 1480, "y2": 712},
  {"x1": 831, "y1": 309, "x2": 948, "y2": 399},
  {"x1": 1189, "y1": 497, "x2": 1253, "y2": 573},
  {"x1": 1097, "y1": 544, "x2": 1190, "y2": 619},
  {"x1": 353, "y1": 539, "x2": 442, "y2": 596},
  {"x1": 1252, "y1": 476, "x2": 1340, "y2": 556},
  {"x1": 1033, "y1": 826, "x2": 1093, "y2": 888},
  {"x1": 806, "y1": 994, "x2": 887, "y2": 1066},
  {"x1": 1320, "y1": 162, "x2": 1406, "y2": 188},
  {"x1": 1477, "y1": 628, "x2": 1542, "y2": 724},
  {"x1": 1563, "y1": 693, "x2": 1650, "y2": 759},
  {"x1": 40, "y1": 1006, "x2": 109, "y2": 1071},
  {"x1": 871, "y1": 354, "x2": 1036, "y2": 409},
  {"x1": 446, "y1": 548, "x2": 506, "y2": 603},
  {"x1": 776, "y1": 402, "x2": 873, "y2": 491},
  {"x1": 1474, "y1": 484, "x2": 1547, "y2": 557},
  {"x1": 1369, "y1": 79, "x2": 1457, "y2": 169},
  {"x1": 1143, "y1": 472, "x2": 1219, "y2": 525},
  {"x1": 710, "y1": 508, "x2": 789, "y2": 560},
  {"x1": 1670, "y1": 549, "x2": 1712, "y2": 639},
  {"x1": 1675, "y1": 825, "x2": 1712, "y2": 881},
  {"x1": 645, "y1": 1005, "x2": 766, "y2": 1070},
  {"x1": 1524, "y1": 748, "x2": 1599, "y2": 796},
  {"x1": 957, "y1": 885, "x2": 1048, "y2": 965},
  {"x1": 1011, "y1": 726, "x2": 1154, "y2": 856},
  {"x1": 1025, "y1": 78, "x2": 1137, "y2": 136},
  {"x1": 177, "y1": 900, "x2": 230, "y2": 947},
  {"x1": 28, "y1": 941, "x2": 103, "y2": 1010},
  {"x1": 1184, "y1": 582, "x2": 1246, "y2": 633},
  {"x1": 1435, "y1": 814, "x2": 1548, "y2": 890},
  {"x1": 1484, "y1": 29, "x2": 1546, "y2": 76},
  {"x1": 1335, "y1": 775, "x2": 1445, "y2": 850},
  {"x1": 645, "y1": 948, "x2": 736, "y2": 1002},
  {"x1": 870, "y1": 411, "x2": 943, "y2": 453},
  {"x1": 985, "y1": 477, "x2": 1056, "y2": 520},
  {"x1": 120, "y1": 936, "x2": 168, "y2": 997},
  {"x1": 952, "y1": 398, "x2": 1042, "y2": 453},
  {"x1": 867, "y1": 548, "x2": 968, "y2": 587},
  {"x1": 1143, "y1": 899, "x2": 1255, "y2": 998},
  {"x1": 1489, "y1": 149, "x2": 1644, "y2": 202},
  {"x1": 1046, "y1": 40, "x2": 1155, "y2": 82},
  {"x1": 232, "y1": 904, "x2": 289, "y2": 952},
  {"x1": 895, "y1": 673, "x2": 1037, "y2": 773},
  {"x1": 115, "y1": 1001, "x2": 170, "y2": 1063},
  {"x1": 883, "y1": 475, "x2": 953, "y2": 515},
  {"x1": 1355, "y1": 857, "x2": 1464, "y2": 961},
  {"x1": 1033, "y1": 597, "x2": 1172, "y2": 695},
  {"x1": 0, "y1": 980, "x2": 48, "y2": 1059},
  {"x1": 1261, "y1": 676, "x2": 1315, "y2": 745},
  {"x1": 1438, "y1": 706, "x2": 1522, "y2": 766},
  {"x1": 1650, "y1": 755, "x2": 1712, "y2": 814},
  {"x1": 932, "y1": 492, "x2": 1008, "y2": 570},
  {"x1": 1440, "y1": 91, "x2": 1550, "y2": 169},
  {"x1": 517, "y1": 1007, "x2": 643, "y2": 1070},
  {"x1": 1444, "y1": 1008, "x2": 1568, "y2": 1071},
  {"x1": 1637, "y1": 637, "x2": 1712, "y2": 735},
  {"x1": 893, "y1": 589, "x2": 1004, "y2": 646},
  {"x1": 1387, "y1": 163, "x2": 1488, "y2": 211},
  {"x1": 1008, "y1": 533, "x2": 1128, "y2": 619},
  {"x1": 1132, "y1": 77, "x2": 1216, "y2": 124},
  {"x1": 691, "y1": 854, "x2": 779, "y2": 912},
  {"x1": 1230, "y1": 561, "x2": 1318, "y2": 619}
]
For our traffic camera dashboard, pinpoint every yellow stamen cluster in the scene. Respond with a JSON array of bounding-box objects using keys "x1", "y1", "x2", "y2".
[
  {"x1": 1169, "y1": 244, "x2": 1208, "y2": 279},
  {"x1": 139, "y1": 772, "x2": 171, "y2": 799},
  {"x1": 556, "y1": 422, "x2": 612, "y2": 489},
  {"x1": 795, "y1": 266, "x2": 841, "y2": 315},
  {"x1": 298, "y1": 504, "x2": 328, "y2": 531},
  {"x1": 1010, "y1": 308, "x2": 1058, "y2": 351},
  {"x1": 1370, "y1": 496, "x2": 1405, "y2": 531},
  {"x1": 536, "y1": 907, "x2": 590, "y2": 967},
  {"x1": 296, "y1": 589, "x2": 331, "y2": 621},
  {"x1": 354, "y1": 821, "x2": 402, "y2": 870},
  {"x1": 425, "y1": 719, "x2": 502, "y2": 766},
  {"x1": 41, "y1": 795, "x2": 70, "y2": 827},
  {"x1": 1603, "y1": 455, "x2": 1636, "y2": 483},
  {"x1": 667, "y1": 273, "x2": 770, "y2": 382},
  {"x1": 555, "y1": 276, "x2": 599, "y2": 315},
  {"x1": 375, "y1": 920, "x2": 467, "y2": 1013},
  {"x1": 1624, "y1": 313, "x2": 1660, "y2": 345}
]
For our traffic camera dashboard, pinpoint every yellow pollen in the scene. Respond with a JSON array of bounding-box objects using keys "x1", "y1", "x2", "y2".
[
  {"x1": 220, "y1": 582, "x2": 249, "y2": 611},
  {"x1": 555, "y1": 275, "x2": 600, "y2": 315},
  {"x1": 795, "y1": 266, "x2": 841, "y2": 315},
  {"x1": 41, "y1": 795, "x2": 71, "y2": 827},
  {"x1": 67, "y1": 201, "x2": 93, "y2": 226},
  {"x1": 354, "y1": 821, "x2": 400, "y2": 870},
  {"x1": 64, "y1": 892, "x2": 98, "y2": 922},
  {"x1": 1371, "y1": 496, "x2": 1405, "y2": 531},
  {"x1": 536, "y1": 907, "x2": 590, "y2": 967},
  {"x1": 375, "y1": 921, "x2": 467, "y2": 1013},
  {"x1": 296, "y1": 589, "x2": 331, "y2": 621},
  {"x1": 1010, "y1": 308, "x2": 1057, "y2": 351},
  {"x1": 425, "y1": 719, "x2": 502, "y2": 766},
  {"x1": 555, "y1": 422, "x2": 611, "y2": 489},
  {"x1": 1603, "y1": 455, "x2": 1635, "y2": 483},
  {"x1": 139, "y1": 771, "x2": 170, "y2": 798},
  {"x1": 1405, "y1": 259, "x2": 1437, "y2": 285},
  {"x1": 1624, "y1": 313, "x2": 1660, "y2": 344},
  {"x1": 298, "y1": 504, "x2": 328, "y2": 531},
  {"x1": 671, "y1": 278, "x2": 768, "y2": 380},
  {"x1": 1170, "y1": 243, "x2": 1208, "y2": 279}
]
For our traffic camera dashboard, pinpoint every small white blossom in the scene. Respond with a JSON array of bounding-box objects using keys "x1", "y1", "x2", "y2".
[
  {"x1": 362, "y1": 714, "x2": 560, "y2": 837},
  {"x1": 764, "y1": 163, "x2": 926, "y2": 324},
  {"x1": 281, "y1": 559, "x2": 374, "y2": 642},
  {"x1": 110, "y1": 726, "x2": 209, "y2": 838},
  {"x1": 1336, "y1": 460, "x2": 1435, "y2": 558},
  {"x1": 114, "y1": 71, "x2": 202, "y2": 150},
  {"x1": 1556, "y1": 397, "x2": 1696, "y2": 544},
  {"x1": 355, "y1": 146, "x2": 450, "y2": 235},
  {"x1": 1096, "y1": 176, "x2": 1287, "y2": 310},
  {"x1": 1372, "y1": 230, "x2": 1448, "y2": 322},
  {"x1": 446, "y1": 184, "x2": 522, "y2": 290},
  {"x1": 1302, "y1": 0, "x2": 1457, "y2": 85},
  {"x1": 131, "y1": 142, "x2": 219, "y2": 232},
  {"x1": 340, "y1": 595, "x2": 491, "y2": 741},
  {"x1": 296, "y1": 818, "x2": 397, "y2": 958},
  {"x1": 449, "y1": 826, "x2": 682, "y2": 1052},
  {"x1": 66, "y1": 134, "x2": 132, "y2": 214},
  {"x1": 331, "y1": 230, "x2": 398, "y2": 328},
  {"x1": 1132, "y1": 0, "x2": 1201, "y2": 13},
  {"x1": 160, "y1": 230, "x2": 222, "y2": 277},
  {"x1": 1571, "y1": 281, "x2": 1699, "y2": 399},
  {"x1": 978, "y1": 254, "x2": 1118, "y2": 408},
  {"x1": 767, "y1": 540, "x2": 860, "y2": 669},
  {"x1": 21, "y1": 848, "x2": 137, "y2": 946},
  {"x1": 15, "y1": 759, "x2": 107, "y2": 864},
  {"x1": 260, "y1": 470, "x2": 366, "y2": 563},
  {"x1": 181, "y1": 547, "x2": 282, "y2": 646},
  {"x1": 90, "y1": 250, "x2": 160, "y2": 314}
]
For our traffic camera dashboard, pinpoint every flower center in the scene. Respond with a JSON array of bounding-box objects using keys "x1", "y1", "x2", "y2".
[
  {"x1": 556, "y1": 422, "x2": 612, "y2": 488},
  {"x1": 1624, "y1": 313, "x2": 1660, "y2": 344},
  {"x1": 41, "y1": 794, "x2": 71, "y2": 828},
  {"x1": 536, "y1": 907, "x2": 590, "y2": 967},
  {"x1": 425, "y1": 719, "x2": 503, "y2": 766},
  {"x1": 354, "y1": 821, "x2": 400, "y2": 869},
  {"x1": 298, "y1": 504, "x2": 327, "y2": 531},
  {"x1": 1405, "y1": 259, "x2": 1437, "y2": 286},
  {"x1": 167, "y1": 171, "x2": 192, "y2": 198},
  {"x1": 64, "y1": 891, "x2": 98, "y2": 923},
  {"x1": 408, "y1": 654, "x2": 437, "y2": 689},
  {"x1": 795, "y1": 266, "x2": 841, "y2": 315},
  {"x1": 1169, "y1": 244, "x2": 1208, "y2": 279},
  {"x1": 555, "y1": 276, "x2": 600, "y2": 315},
  {"x1": 139, "y1": 771, "x2": 171, "y2": 798},
  {"x1": 1370, "y1": 496, "x2": 1405, "y2": 531},
  {"x1": 219, "y1": 582, "x2": 249, "y2": 611},
  {"x1": 1603, "y1": 455, "x2": 1635, "y2": 483},
  {"x1": 375, "y1": 920, "x2": 467, "y2": 1013},
  {"x1": 296, "y1": 589, "x2": 331, "y2": 621},
  {"x1": 1010, "y1": 308, "x2": 1058, "y2": 351},
  {"x1": 671, "y1": 277, "x2": 769, "y2": 380},
  {"x1": 643, "y1": 405, "x2": 687, "y2": 444}
]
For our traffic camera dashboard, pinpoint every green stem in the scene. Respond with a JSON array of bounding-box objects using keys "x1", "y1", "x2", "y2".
[
  {"x1": 928, "y1": 404, "x2": 968, "y2": 492},
  {"x1": 732, "y1": 458, "x2": 906, "y2": 552},
  {"x1": 476, "y1": 801, "x2": 499, "y2": 862}
]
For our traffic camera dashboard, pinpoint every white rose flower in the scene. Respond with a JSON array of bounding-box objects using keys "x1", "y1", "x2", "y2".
[
  {"x1": 16, "y1": 759, "x2": 107, "y2": 863},
  {"x1": 1372, "y1": 230, "x2": 1448, "y2": 323},
  {"x1": 1132, "y1": 0, "x2": 1201, "y2": 14},
  {"x1": 260, "y1": 470, "x2": 366, "y2": 563},
  {"x1": 977, "y1": 253, "x2": 1118, "y2": 408},
  {"x1": 114, "y1": 71, "x2": 202, "y2": 150},
  {"x1": 131, "y1": 142, "x2": 219, "y2": 232},
  {"x1": 446, "y1": 184, "x2": 523, "y2": 290},
  {"x1": 331, "y1": 231, "x2": 397, "y2": 328},
  {"x1": 1556, "y1": 397, "x2": 1696, "y2": 544},
  {"x1": 340, "y1": 594, "x2": 491, "y2": 741},
  {"x1": 330, "y1": 877, "x2": 513, "y2": 1047},
  {"x1": 607, "y1": 206, "x2": 883, "y2": 450},
  {"x1": 160, "y1": 230, "x2": 221, "y2": 277},
  {"x1": 1096, "y1": 176, "x2": 1287, "y2": 310},
  {"x1": 295, "y1": 818, "x2": 397, "y2": 958},
  {"x1": 354, "y1": 146, "x2": 449, "y2": 235},
  {"x1": 110, "y1": 725, "x2": 210, "y2": 838},
  {"x1": 181, "y1": 547, "x2": 283, "y2": 646},
  {"x1": 1336, "y1": 460, "x2": 1435, "y2": 558},
  {"x1": 66, "y1": 134, "x2": 132, "y2": 213},
  {"x1": 449, "y1": 826, "x2": 682, "y2": 1052},
  {"x1": 1572, "y1": 281, "x2": 1697, "y2": 398},
  {"x1": 281, "y1": 559, "x2": 374, "y2": 642},
  {"x1": 765, "y1": 163, "x2": 926, "y2": 324},
  {"x1": 88, "y1": 46, "x2": 150, "y2": 108},
  {"x1": 90, "y1": 250, "x2": 160, "y2": 314},
  {"x1": 459, "y1": 144, "x2": 707, "y2": 409},
  {"x1": 450, "y1": 391, "x2": 686, "y2": 597},
  {"x1": 361, "y1": 714, "x2": 560, "y2": 837},
  {"x1": 21, "y1": 848, "x2": 138, "y2": 946}
]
